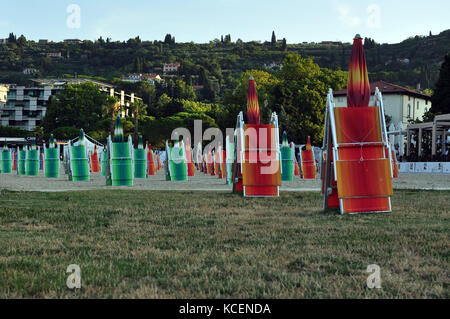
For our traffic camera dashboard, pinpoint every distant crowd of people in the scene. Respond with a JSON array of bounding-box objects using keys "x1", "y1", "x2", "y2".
[{"x1": 401, "y1": 152, "x2": 450, "y2": 163}]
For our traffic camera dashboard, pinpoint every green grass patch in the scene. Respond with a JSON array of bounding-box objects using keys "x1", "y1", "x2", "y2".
[{"x1": 0, "y1": 190, "x2": 448, "y2": 298}]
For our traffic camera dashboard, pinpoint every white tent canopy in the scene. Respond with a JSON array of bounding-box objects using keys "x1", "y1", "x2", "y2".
[
  {"x1": 70, "y1": 133, "x2": 104, "y2": 155},
  {"x1": 63, "y1": 133, "x2": 104, "y2": 162}
]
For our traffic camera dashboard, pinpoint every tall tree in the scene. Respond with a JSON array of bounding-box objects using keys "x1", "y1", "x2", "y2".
[
  {"x1": 103, "y1": 96, "x2": 121, "y2": 137},
  {"x1": 271, "y1": 31, "x2": 276, "y2": 47},
  {"x1": 164, "y1": 34, "x2": 172, "y2": 44},
  {"x1": 430, "y1": 54, "x2": 450, "y2": 115},
  {"x1": 8, "y1": 33, "x2": 16, "y2": 43},
  {"x1": 129, "y1": 99, "x2": 148, "y2": 146},
  {"x1": 281, "y1": 38, "x2": 287, "y2": 51}
]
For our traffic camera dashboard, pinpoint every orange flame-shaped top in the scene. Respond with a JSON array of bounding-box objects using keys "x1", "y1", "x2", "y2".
[
  {"x1": 247, "y1": 76, "x2": 261, "y2": 125},
  {"x1": 306, "y1": 136, "x2": 312, "y2": 151},
  {"x1": 347, "y1": 35, "x2": 370, "y2": 107}
]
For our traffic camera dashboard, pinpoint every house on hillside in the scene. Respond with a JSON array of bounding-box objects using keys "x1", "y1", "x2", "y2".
[
  {"x1": 46, "y1": 52, "x2": 63, "y2": 58},
  {"x1": 122, "y1": 73, "x2": 163, "y2": 85},
  {"x1": 333, "y1": 80, "x2": 432, "y2": 127},
  {"x1": 264, "y1": 61, "x2": 282, "y2": 71},
  {"x1": 163, "y1": 63, "x2": 181, "y2": 74},
  {"x1": 23, "y1": 68, "x2": 40, "y2": 75},
  {"x1": 64, "y1": 39, "x2": 83, "y2": 44}
]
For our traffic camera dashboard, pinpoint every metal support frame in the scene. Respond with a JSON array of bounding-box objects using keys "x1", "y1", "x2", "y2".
[{"x1": 323, "y1": 87, "x2": 392, "y2": 214}]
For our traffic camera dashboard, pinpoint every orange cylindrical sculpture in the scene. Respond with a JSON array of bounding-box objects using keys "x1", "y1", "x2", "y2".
[
  {"x1": 301, "y1": 137, "x2": 316, "y2": 179},
  {"x1": 90, "y1": 146, "x2": 101, "y2": 173}
]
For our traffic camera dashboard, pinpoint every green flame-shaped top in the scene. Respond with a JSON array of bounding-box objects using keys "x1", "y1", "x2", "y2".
[
  {"x1": 79, "y1": 129, "x2": 85, "y2": 146},
  {"x1": 2, "y1": 140, "x2": 8, "y2": 151},
  {"x1": 138, "y1": 136, "x2": 144, "y2": 149},
  {"x1": 114, "y1": 116, "x2": 124, "y2": 143},
  {"x1": 31, "y1": 138, "x2": 37, "y2": 150},
  {"x1": 49, "y1": 134, "x2": 55, "y2": 148},
  {"x1": 282, "y1": 131, "x2": 289, "y2": 146},
  {"x1": 173, "y1": 132, "x2": 180, "y2": 147}
]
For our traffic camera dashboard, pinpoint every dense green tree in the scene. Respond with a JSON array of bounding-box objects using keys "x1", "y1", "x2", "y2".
[
  {"x1": 51, "y1": 126, "x2": 80, "y2": 140},
  {"x1": 430, "y1": 54, "x2": 450, "y2": 115},
  {"x1": 0, "y1": 125, "x2": 29, "y2": 137},
  {"x1": 17, "y1": 35, "x2": 27, "y2": 47},
  {"x1": 274, "y1": 53, "x2": 346, "y2": 144},
  {"x1": 271, "y1": 31, "x2": 276, "y2": 47},
  {"x1": 8, "y1": 33, "x2": 16, "y2": 43},
  {"x1": 223, "y1": 55, "x2": 346, "y2": 144},
  {"x1": 42, "y1": 83, "x2": 111, "y2": 135}
]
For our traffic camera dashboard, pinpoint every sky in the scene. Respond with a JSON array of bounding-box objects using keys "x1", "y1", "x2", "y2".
[{"x1": 0, "y1": 0, "x2": 449, "y2": 44}]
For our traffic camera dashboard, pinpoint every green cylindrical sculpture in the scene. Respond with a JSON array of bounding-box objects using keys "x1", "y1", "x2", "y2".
[
  {"x1": 26, "y1": 150, "x2": 39, "y2": 176},
  {"x1": 1, "y1": 149, "x2": 12, "y2": 174},
  {"x1": 226, "y1": 137, "x2": 235, "y2": 185},
  {"x1": 134, "y1": 136, "x2": 147, "y2": 179},
  {"x1": 71, "y1": 145, "x2": 89, "y2": 181},
  {"x1": 110, "y1": 117, "x2": 133, "y2": 186},
  {"x1": 45, "y1": 148, "x2": 59, "y2": 178},
  {"x1": 101, "y1": 148, "x2": 107, "y2": 177},
  {"x1": 26, "y1": 140, "x2": 39, "y2": 176},
  {"x1": 112, "y1": 142, "x2": 133, "y2": 186},
  {"x1": 45, "y1": 135, "x2": 60, "y2": 178},
  {"x1": 167, "y1": 142, "x2": 188, "y2": 181},
  {"x1": 70, "y1": 129, "x2": 89, "y2": 182},
  {"x1": 18, "y1": 149, "x2": 26, "y2": 175},
  {"x1": 281, "y1": 131, "x2": 294, "y2": 181}
]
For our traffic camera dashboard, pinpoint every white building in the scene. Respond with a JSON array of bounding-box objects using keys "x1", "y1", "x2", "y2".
[
  {"x1": 23, "y1": 68, "x2": 40, "y2": 75},
  {"x1": 0, "y1": 85, "x2": 55, "y2": 131},
  {"x1": 264, "y1": 61, "x2": 282, "y2": 71},
  {"x1": 64, "y1": 39, "x2": 83, "y2": 44},
  {"x1": 163, "y1": 63, "x2": 180, "y2": 73},
  {"x1": 47, "y1": 52, "x2": 62, "y2": 58},
  {"x1": 0, "y1": 85, "x2": 8, "y2": 103},
  {"x1": 333, "y1": 81, "x2": 432, "y2": 127},
  {"x1": 122, "y1": 73, "x2": 162, "y2": 85},
  {"x1": 0, "y1": 79, "x2": 142, "y2": 131}
]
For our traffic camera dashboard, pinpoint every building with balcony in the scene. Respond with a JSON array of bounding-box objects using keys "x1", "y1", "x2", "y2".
[
  {"x1": 0, "y1": 79, "x2": 143, "y2": 131},
  {"x1": 0, "y1": 85, "x2": 55, "y2": 131}
]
